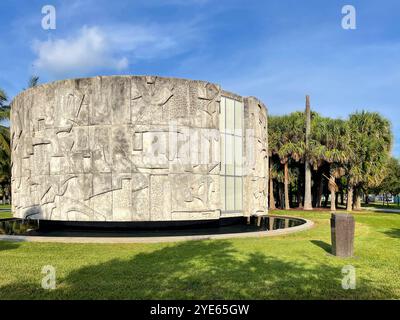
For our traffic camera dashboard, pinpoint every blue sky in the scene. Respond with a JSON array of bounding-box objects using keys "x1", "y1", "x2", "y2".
[{"x1": 1, "y1": 0, "x2": 399, "y2": 156}]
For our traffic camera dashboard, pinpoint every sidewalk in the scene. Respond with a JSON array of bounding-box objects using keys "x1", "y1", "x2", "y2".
[{"x1": 363, "y1": 207, "x2": 400, "y2": 214}]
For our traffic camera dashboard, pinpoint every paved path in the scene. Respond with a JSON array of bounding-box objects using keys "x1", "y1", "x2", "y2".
[{"x1": 362, "y1": 207, "x2": 400, "y2": 214}]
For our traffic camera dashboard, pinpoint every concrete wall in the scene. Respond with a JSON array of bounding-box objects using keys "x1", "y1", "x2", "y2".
[
  {"x1": 243, "y1": 97, "x2": 268, "y2": 216},
  {"x1": 11, "y1": 76, "x2": 267, "y2": 222}
]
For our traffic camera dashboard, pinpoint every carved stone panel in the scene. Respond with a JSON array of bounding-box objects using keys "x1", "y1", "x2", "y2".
[{"x1": 11, "y1": 76, "x2": 267, "y2": 222}]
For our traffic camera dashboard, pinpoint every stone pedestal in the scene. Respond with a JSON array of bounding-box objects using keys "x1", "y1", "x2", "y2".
[{"x1": 330, "y1": 213, "x2": 355, "y2": 257}]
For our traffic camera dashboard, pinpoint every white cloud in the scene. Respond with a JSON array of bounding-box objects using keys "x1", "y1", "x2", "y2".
[
  {"x1": 32, "y1": 24, "x2": 183, "y2": 77},
  {"x1": 33, "y1": 26, "x2": 129, "y2": 77}
]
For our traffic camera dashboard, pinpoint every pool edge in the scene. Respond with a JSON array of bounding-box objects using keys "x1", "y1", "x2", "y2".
[{"x1": 0, "y1": 216, "x2": 314, "y2": 244}]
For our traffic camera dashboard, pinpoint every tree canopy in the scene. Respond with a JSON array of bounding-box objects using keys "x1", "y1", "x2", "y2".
[{"x1": 268, "y1": 109, "x2": 393, "y2": 211}]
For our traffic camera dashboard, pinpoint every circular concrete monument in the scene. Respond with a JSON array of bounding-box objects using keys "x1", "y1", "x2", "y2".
[{"x1": 11, "y1": 76, "x2": 268, "y2": 226}]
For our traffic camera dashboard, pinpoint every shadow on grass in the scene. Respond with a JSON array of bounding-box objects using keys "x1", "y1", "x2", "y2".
[
  {"x1": 310, "y1": 240, "x2": 332, "y2": 254},
  {"x1": 382, "y1": 228, "x2": 400, "y2": 238},
  {"x1": 0, "y1": 240, "x2": 396, "y2": 299},
  {"x1": 0, "y1": 241, "x2": 20, "y2": 251}
]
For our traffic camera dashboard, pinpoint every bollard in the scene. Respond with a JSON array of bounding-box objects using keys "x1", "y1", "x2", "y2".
[
  {"x1": 257, "y1": 216, "x2": 261, "y2": 227},
  {"x1": 269, "y1": 217, "x2": 275, "y2": 231},
  {"x1": 330, "y1": 213, "x2": 355, "y2": 257}
]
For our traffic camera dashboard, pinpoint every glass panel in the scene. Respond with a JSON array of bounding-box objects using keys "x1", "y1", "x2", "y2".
[
  {"x1": 226, "y1": 177, "x2": 235, "y2": 211},
  {"x1": 225, "y1": 134, "x2": 234, "y2": 175},
  {"x1": 234, "y1": 136, "x2": 242, "y2": 176},
  {"x1": 225, "y1": 98, "x2": 234, "y2": 134},
  {"x1": 219, "y1": 96, "x2": 244, "y2": 213},
  {"x1": 220, "y1": 176, "x2": 225, "y2": 211},
  {"x1": 234, "y1": 100, "x2": 243, "y2": 132},
  {"x1": 220, "y1": 134, "x2": 225, "y2": 174},
  {"x1": 219, "y1": 97, "x2": 225, "y2": 134},
  {"x1": 235, "y1": 177, "x2": 243, "y2": 210}
]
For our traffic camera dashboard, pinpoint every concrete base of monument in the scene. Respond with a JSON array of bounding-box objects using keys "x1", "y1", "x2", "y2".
[{"x1": 0, "y1": 215, "x2": 314, "y2": 243}]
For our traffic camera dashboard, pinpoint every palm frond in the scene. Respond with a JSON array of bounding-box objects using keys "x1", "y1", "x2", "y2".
[
  {"x1": 0, "y1": 88, "x2": 8, "y2": 107},
  {"x1": 28, "y1": 75, "x2": 40, "y2": 88}
]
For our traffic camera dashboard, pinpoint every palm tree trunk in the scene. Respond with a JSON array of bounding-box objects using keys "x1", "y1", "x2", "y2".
[
  {"x1": 324, "y1": 190, "x2": 329, "y2": 207},
  {"x1": 284, "y1": 161, "x2": 290, "y2": 210},
  {"x1": 335, "y1": 192, "x2": 339, "y2": 208},
  {"x1": 347, "y1": 185, "x2": 354, "y2": 212},
  {"x1": 304, "y1": 95, "x2": 312, "y2": 210},
  {"x1": 297, "y1": 184, "x2": 303, "y2": 208},
  {"x1": 269, "y1": 176, "x2": 276, "y2": 210},
  {"x1": 316, "y1": 173, "x2": 323, "y2": 207},
  {"x1": 353, "y1": 188, "x2": 361, "y2": 210},
  {"x1": 330, "y1": 188, "x2": 336, "y2": 211},
  {"x1": 278, "y1": 184, "x2": 283, "y2": 209}
]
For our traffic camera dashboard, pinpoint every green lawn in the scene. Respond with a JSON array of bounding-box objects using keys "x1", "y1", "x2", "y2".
[
  {"x1": 0, "y1": 210, "x2": 399, "y2": 299},
  {"x1": 363, "y1": 202, "x2": 400, "y2": 209},
  {"x1": 0, "y1": 211, "x2": 11, "y2": 219},
  {"x1": 0, "y1": 204, "x2": 11, "y2": 219}
]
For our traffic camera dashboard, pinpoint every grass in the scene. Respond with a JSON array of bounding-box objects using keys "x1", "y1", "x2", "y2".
[
  {"x1": 0, "y1": 204, "x2": 11, "y2": 219},
  {"x1": 362, "y1": 202, "x2": 400, "y2": 210},
  {"x1": 0, "y1": 212, "x2": 11, "y2": 219},
  {"x1": 0, "y1": 210, "x2": 399, "y2": 299}
]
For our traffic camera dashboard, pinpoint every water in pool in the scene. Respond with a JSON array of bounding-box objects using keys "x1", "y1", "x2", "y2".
[{"x1": 0, "y1": 216, "x2": 305, "y2": 238}]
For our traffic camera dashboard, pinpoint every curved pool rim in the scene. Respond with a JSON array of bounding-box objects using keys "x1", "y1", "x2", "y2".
[{"x1": 0, "y1": 215, "x2": 314, "y2": 243}]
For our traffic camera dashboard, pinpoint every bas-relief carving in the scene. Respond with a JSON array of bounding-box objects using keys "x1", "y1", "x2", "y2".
[
  {"x1": 195, "y1": 82, "x2": 220, "y2": 129},
  {"x1": 11, "y1": 76, "x2": 243, "y2": 222},
  {"x1": 171, "y1": 174, "x2": 219, "y2": 212},
  {"x1": 130, "y1": 76, "x2": 175, "y2": 126},
  {"x1": 243, "y1": 97, "x2": 268, "y2": 216}
]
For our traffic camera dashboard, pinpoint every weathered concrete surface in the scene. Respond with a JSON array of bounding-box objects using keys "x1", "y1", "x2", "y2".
[
  {"x1": 243, "y1": 96, "x2": 268, "y2": 216},
  {"x1": 330, "y1": 213, "x2": 355, "y2": 257},
  {"x1": 11, "y1": 75, "x2": 268, "y2": 222}
]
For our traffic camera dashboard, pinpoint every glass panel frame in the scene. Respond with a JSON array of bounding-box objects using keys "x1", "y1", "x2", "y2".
[
  {"x1": 234, "y1": 177, "x2": 243, "y2": 211},
  {"x1": 234, "y1": 100, "x2": 244, "y2": 131},
  {"x1": 220, "y1": 96, "x2": 244, "y2": 214},
  {"x1": 226, "y1": 176, "x2": 235, "y2": 211},
  {"x1": 225, "y1": 98, "x2": 235, "y2": 134}
]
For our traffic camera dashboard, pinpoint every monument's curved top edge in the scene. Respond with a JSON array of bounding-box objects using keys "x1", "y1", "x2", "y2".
[{"x1": 10, "y1": 75, "x2": 227, "y2": 104}]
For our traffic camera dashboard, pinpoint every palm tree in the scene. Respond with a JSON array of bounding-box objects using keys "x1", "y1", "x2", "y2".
[
  {"x1": 346, "y1": 111, "x2": 392, "y2": 211},
  {"x1": 0, "y1": 125, "x2": 10, "y2": 156},
  {"x1": 26, "y1": 75, "x2": 39, "y2": 89},
  {"x1": 268, "y1": 116, "x2": 282, "y2": 209},
  {"x1": 0, "y1": 87, "x2": 10, "y2": 152},
  {"x1": 0, "y1": 88, "x2": 11, "y2": 204},
  {"x1": 377, "y1": 157, "x2": 400, "y2": 205},
  {"x1": 309, "y1": 114, "x2": 329, "y2": 207},
  {"x1": 269, "y1": 113, "x2": 305, "y2": 210},
  {"x1": 0, "y1": 125, "x2": 10, "y2": 203},
  {"x1": 325, "y1": 119, "x2": 350, "y2": 211},
  {"x1": 0, "y1": 88, "x2": 10, "y2": 121},
  {"x1": 304, "y1": 95, "x2": 313, "y2": 210},
  {"x1": 310, "y1": 117, "x2": 351, "y2": 210},
  {"x1": 0, "y1": 88, "x2": 7, "y2": 106},
  {"x1": 268, "y1": 158, "x2": 279, "y2": 210}
]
